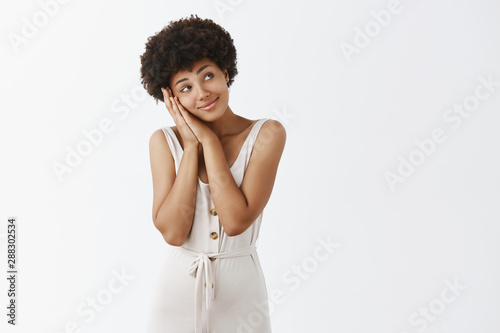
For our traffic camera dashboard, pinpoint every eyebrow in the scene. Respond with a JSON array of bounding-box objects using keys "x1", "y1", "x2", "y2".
[{"x1": 173, "y1": 65, "x2": 212, "y2": 87}]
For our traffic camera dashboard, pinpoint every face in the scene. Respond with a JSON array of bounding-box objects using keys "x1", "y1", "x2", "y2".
[{"x1": 169, "y1": 58, "x2": 230, "y2": 121}]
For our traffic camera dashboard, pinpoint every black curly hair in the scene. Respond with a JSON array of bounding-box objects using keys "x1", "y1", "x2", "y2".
[{"x1": 140, "y1": 14, "x2": 238, "y2": 105}]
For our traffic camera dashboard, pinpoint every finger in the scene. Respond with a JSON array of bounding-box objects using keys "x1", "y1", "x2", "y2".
[
  {"x1": 162, "y1": 88, "x2": 187, "y2": 130},
  {"x1": 174, "y1": 97, "x2": 184, "y2": 113},
  {"x1": 161, "y1": 88, "x2": 173, "y2": 111},
  {"x1": 161, "y1": 88, "x2": 179, "y2": 121},
  {"x1": 174, "y1": 97, "x2": 190, "y2": 122},
  {"x1": 170, "y1": 95, "x2": 186, "y2": 126},
  {"x1": 162, "y1": 88, "x2": 172, "y2": 106}
]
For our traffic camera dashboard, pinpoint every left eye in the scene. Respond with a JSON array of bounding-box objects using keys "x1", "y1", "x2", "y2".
[{"x1": 205, "y1": 73, "x2": 214, "y2": 80}]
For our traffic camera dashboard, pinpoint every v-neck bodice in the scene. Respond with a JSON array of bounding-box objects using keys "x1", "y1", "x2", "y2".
[{"x1": 162, "y1": 119, "x2": 268, "y2": 186}]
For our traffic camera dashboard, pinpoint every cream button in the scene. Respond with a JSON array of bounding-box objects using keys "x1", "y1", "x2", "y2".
[
  {"x1": 210, "y1": 208, "x2": 217, "y2": 216},
  {"x1": 210, "y1": 232, "x2": 218, "y2": 240}
]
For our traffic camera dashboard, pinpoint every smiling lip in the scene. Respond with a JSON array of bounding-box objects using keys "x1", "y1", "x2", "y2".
[{"x1": 198, "y1": 97, "x2": 219, "y2": 110}]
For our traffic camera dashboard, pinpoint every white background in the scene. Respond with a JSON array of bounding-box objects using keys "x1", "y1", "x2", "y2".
[{"x1": 1, "y1": 0, "x2": 500, "y2": 332}]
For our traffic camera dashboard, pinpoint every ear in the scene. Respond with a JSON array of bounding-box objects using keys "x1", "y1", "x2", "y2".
[{"x1": 224, "y1": 69, "x2": 229, "y2": 83}]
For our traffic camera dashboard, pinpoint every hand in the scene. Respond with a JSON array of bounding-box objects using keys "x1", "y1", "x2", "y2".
[
  {"x1": 163, "y1": 90, "x2": 217, "y2": 146},
  {"x1": 161, "y1": 87, "x2": 199, "y2": 148}
]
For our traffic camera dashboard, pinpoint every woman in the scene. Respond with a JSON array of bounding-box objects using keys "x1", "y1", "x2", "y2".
[{"x1": 141, "y1": 14, "x2": 286, "y2": 332}]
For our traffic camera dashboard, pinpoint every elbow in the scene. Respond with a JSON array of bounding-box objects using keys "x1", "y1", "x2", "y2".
[
  {"x1": 224, "y1": 213, "x2": 254, "y2": 237},
  {"x1": 160, "y1": 227, "x2": 186, "y2": 246},
  {"x1": 225, "y1": 230, "x2": 241, "y2": 237},
  {"x1": 224, "y1": 228, "x2": 239, "y2": 237},
  {"x1": 224, "y1": 223, "x2": 246, "y2": 237},
  {"x1": 153, "y1": 218, "x2": 186, "y2": 246},
  {"x1": 162, "y1": 233, "x2": 185, "y2": 246}
]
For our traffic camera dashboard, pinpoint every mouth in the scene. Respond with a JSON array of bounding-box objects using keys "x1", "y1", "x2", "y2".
[{"x1": 198, "y1": 97, "x2": 219, "y2": 110}]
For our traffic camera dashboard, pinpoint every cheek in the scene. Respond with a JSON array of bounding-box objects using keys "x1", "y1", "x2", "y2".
[
  {"x1": 219, "y1": 80, "x2": 230, "y2": 93},
  {"x1": 178, "y1": 97, "x2": 195, "y2": 111},
  {"x1": 212, "y1": 86, "x2": 229, "y2": 100}
]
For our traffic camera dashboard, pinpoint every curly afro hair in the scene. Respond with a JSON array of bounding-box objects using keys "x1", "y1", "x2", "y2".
[{"x1": 140, "y1": 14, "x2": 238, "y2": 104}]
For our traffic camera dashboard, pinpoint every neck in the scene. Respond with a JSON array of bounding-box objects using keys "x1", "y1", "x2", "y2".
[{"x1": 201, "y1": 105, "x2": 242, "y2": 139}]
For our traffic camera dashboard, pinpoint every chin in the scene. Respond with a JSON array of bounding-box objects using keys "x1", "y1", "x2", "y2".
[
  {"x1": 199, "y1": 113, "x2": 223, "y2": 123},
  {"x1": 188, "y1": 110, "x2": 216, "y2": 122},
  {"x1": 194, "y1": 105, "x2": 227, "y2": 122}
]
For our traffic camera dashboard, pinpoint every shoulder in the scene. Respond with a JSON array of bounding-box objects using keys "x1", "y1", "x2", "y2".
[
  {"x1": 253, "y1": 119, "x2": 286, "y2": 157},
  {"x1": 258, "y1": 119, "x2": 287, "y2": 144},
  {"x1": 261, "y1": 119, "x2": 286, "y2": 134},
  {"x1": 149, "y1": 128, "x2": 172, "y2": 158},
  {"x1": 149, "y1": 128, "x2": 167, "y2": 145}
]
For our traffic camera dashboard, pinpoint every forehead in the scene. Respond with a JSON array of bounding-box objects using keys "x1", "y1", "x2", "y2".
[{"x1": 170, "y1": 58, "x2": 219, "y2": 83}]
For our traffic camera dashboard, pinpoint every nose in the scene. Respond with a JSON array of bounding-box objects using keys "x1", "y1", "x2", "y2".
[{"x1": 197, "y1": 85, "x2": 210, "y2": 100}]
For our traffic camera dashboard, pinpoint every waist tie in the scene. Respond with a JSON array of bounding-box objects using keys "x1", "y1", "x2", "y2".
[{"x1": 176, "y1": 243, "x2": 257, "y2": 333}]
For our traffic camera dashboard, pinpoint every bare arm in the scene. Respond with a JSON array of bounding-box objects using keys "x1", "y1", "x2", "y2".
[
  {"x1": 202, "y1": 120, "x2": 286, "y2": 236},
  {"x1": 149, "y1": 129, "x2": 199, "y2": 246}
]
